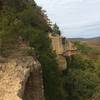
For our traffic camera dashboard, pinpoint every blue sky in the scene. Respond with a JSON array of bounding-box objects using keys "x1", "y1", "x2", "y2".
[{"x1": 35, "y1": 0, "x2": 100, "y2": 38}]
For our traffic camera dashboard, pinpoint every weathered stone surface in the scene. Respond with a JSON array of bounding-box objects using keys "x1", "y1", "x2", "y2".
[
  {"x1": 23, "y1": 61, "x2": 45, "y2": 100},
  {"x1": 0, "y1": 55, "x2": 45, "y2": 100},
  {"x1": 57, "y1": 55, "x2": 67, "y2": 71}
]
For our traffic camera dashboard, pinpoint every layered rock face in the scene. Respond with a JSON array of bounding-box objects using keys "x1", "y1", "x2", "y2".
[{"x1": 0, "y1": 51, "x2": 45, "y2": 100}]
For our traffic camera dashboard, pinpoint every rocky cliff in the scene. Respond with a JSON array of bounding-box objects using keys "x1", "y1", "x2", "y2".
[{"x1": 0, "y1": 48, "x2": 45, "y2": 100}]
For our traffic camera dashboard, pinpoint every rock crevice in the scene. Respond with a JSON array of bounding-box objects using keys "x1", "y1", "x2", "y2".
[{"x1": 0, "y1": 55, "x2": 45, "y2": 100}]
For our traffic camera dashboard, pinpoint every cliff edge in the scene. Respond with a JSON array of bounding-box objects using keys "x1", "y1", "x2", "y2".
[{"x1": 0, "y1": 48, "x2": 45, "y2": 100}]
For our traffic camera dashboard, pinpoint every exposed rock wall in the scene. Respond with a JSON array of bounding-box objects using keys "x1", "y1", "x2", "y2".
[
  {"x1": 56, "y1": 55, "x2": 67, "y2": 71},
  {"x1": 23, "y1": 60, "x2": 45, "y2": 100},
  {"x1": 0, "y1": 55, "x2": 45, "y2": 100}
]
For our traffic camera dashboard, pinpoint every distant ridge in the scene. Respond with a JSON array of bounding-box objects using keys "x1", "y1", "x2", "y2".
[
  {"x1": 67, "y1": 36, "x2": 100, "y2": 41},
  {"x1": 67, "y1": 38, "x2": 86, "y2": 41},
  {"x1": 68, "y1": 36, "x2": 100, "y2": 47}
]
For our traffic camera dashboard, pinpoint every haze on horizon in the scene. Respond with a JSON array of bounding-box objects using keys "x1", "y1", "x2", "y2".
[{"x1": 35, "y1": 0, "x2": 100, "y2": 38}]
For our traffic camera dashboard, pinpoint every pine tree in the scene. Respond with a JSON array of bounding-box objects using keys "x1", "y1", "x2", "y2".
[{"x1": 53, "y1": 23, "x2": 61, "y2": 35}]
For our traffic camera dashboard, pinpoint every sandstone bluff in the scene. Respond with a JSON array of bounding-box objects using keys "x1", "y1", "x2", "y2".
[{"x1": 0, "y1": 48, "x2": 45, "y2": 100}]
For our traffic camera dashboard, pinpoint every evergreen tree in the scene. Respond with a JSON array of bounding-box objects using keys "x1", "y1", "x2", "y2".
[
  {"x1": 0, "y1": 1, "x2": 63, "y2": 100},
  {"x1": 53, "y1": 23, "x2": 61, "y2": 35}
]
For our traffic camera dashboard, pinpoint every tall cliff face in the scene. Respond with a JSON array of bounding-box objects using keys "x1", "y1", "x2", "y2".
[{"x1": 0, "y1": 52, "x2": 45, "y2": 100}]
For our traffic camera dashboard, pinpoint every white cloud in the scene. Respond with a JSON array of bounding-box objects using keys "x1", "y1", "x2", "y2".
[{"x1": 35, "y1": 0, "x2": 100, "y2": 38}]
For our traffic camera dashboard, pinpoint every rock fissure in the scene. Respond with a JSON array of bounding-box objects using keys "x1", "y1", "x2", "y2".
[{"x1": 0, "y1": 55, "x2": 45, "y2": 100}]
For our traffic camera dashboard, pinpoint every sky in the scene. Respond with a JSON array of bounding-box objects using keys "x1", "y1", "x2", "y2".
[{"x1": 35, "y1": 0, "x2": 100, "y2": 38}]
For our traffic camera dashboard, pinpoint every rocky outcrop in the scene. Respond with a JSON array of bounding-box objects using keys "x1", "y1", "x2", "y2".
[
  {"x1": 0, "y1": 50, "x2": 45, "y2": 100},
  {"x1": 56, "y1": 55, "x2": 67, "y2": 71}
]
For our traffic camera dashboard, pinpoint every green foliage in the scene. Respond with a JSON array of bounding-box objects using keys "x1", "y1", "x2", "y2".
[
  {"x1": 53, "y1": 23, "x2": 61, "y2": 35},
  {"x1": 0, "y1": 0, "x2": 63, "y2": 100},
  {"x1": 0, "y1": 0, "x2": 50, "y2": 56},
  {"x1": 64, "y1": 41, "x2": 100, "y2": 100},
  {"x1": 95, "y1": 56, "x2": 100, "y2": 77},
  {"x1": 63, "y1": 55, "x2": 100, "y2": 100},
  {"x1": 1, "y1": 1, "x2": 100, "y2": 100},
  {"x1": 74, "y1": 40, "x2": 100, "y2": 59},
  {"x1": 74, "y1": 41, "x2": 92, "y2": 55},
  {"x1": 28, "y1": 28, "x2": 64, "y2": 100}
]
